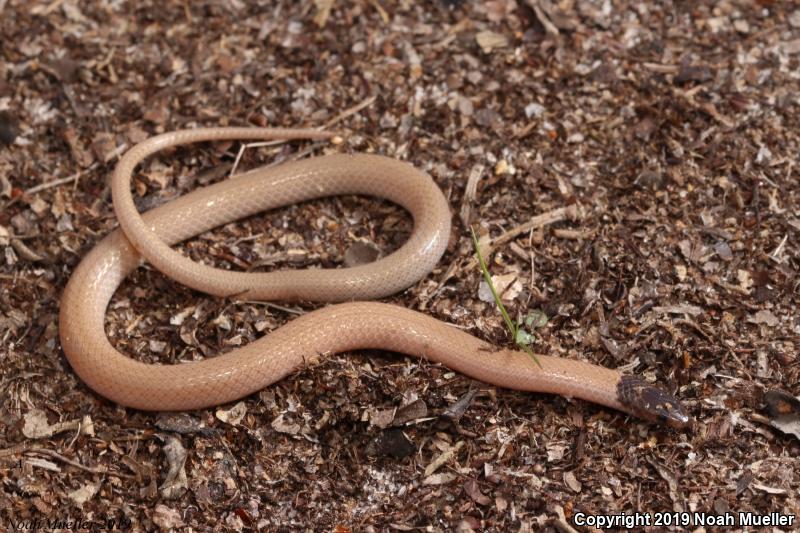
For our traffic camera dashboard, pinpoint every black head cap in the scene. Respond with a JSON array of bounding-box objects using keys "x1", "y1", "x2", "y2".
[{"x1": 618, "y1": 375, "x2": 691, "y2": 429}]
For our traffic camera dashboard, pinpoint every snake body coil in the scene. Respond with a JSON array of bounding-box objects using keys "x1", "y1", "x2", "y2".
[{"x1": 59, "y1": 128, "x2": 689, "y2": 428}]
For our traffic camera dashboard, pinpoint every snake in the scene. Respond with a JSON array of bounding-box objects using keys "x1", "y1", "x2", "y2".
[{"x1": 58, "y1": 128, "x2": 690, "y2": 429}]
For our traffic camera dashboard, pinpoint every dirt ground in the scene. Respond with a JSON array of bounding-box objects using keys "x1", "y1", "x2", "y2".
[{"x1": 1, "y1": 0, "x2": 799, "y2": 531}]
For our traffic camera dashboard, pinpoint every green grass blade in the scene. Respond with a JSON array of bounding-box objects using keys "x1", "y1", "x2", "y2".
[{"x1": 470, "y1": 226, "x2": 542, "y2": 368}]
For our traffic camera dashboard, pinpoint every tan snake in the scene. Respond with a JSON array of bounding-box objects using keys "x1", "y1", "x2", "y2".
[{"x1": 58, "y1": 128, "x2": 690, "y2": 428}]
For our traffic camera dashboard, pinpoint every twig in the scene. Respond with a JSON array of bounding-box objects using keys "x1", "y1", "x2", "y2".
[
  {"x1": 369, "y1": 0, "x2": 389, "y2": 23},
  {"x1": 641, "y1": 62, "x2": 679, "y2": 74},
  {"x1": 672, "y1": 86, "x2": 734, "y2": 128},
  {"x1": 323, "y1": 94, "x2": 377, "y2": 130},
  {"x1": 229, "y1": 131, "x2": 339, "y2": 178},
  {"x1": 5, "y1": 232, "x2": 41, "y2": 241},
  {"x1": 239, "y1": 301, "x2": 306, "y2": 315},
  {"x1": 24, "y1": 163, "x2": 98, "y2": 195},
  {"x1": 11, "y1": 239, "x2": 44, "y2": 261},
  {"x1": 32, "y1": 449, "x2": 108, "y2": 475},
  {"x1": 552, "y1": 228, "x2": 593, "y2": 240},
  {"x1": 0, "y1": 442, "x2": 39, "y2": 458},
  {"x1": 526, "y1": 0, "x2": 560, "y2": 36},
  {"x1": 228, "y1": 144, "x2": 248, "y2": 178},
  {"x1": 768, "y1": 234, "x2": 788, "y2": 263},
  {"x1": 459, "y1": 164, "x2": 485, "y2": 228},
  {"x1": 467, "y1": 204, "x2": 582, "y2": 269}
]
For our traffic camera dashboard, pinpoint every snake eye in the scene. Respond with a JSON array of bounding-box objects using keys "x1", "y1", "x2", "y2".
[{"x1": 617, "y1": 375, "x2": 691, "y2": 429}]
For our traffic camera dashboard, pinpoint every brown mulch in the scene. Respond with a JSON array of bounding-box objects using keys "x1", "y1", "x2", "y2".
[{"x1": 1, "y1": 1, "x2": 799, "y2": 531}]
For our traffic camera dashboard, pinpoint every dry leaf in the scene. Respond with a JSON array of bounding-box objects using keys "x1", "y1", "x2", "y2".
[
  {"x1": 748, "y1": 310, "x2": 779, "y2": 327},
  {"x1": 271, "y1": 413, "x2": 302, "y2": 435},
  {"x1": 314, "y1": 0, "x2": 334, "y2": 27},
  {"x1": 216, "y1": 402, "x2": 247, "y2": 425},
  {"x1": 475, "y1": 31, "x2": 508, "y2": 53},
  {"x1": 422, "y1": 472, "x2": 457, "y2": 486},
  {"x1": 564, "y1": 471, "x2": 582, "y2": 493},
  {"x1": 424, "y1": 441, "x2": 464, "y2": 476},
  {"x1": 159, "y1": 436, "x2": 188, "y2": 499},
  {"x1": 464, "y1": 479, "x2": 491, "y2": 505},
  {"x1": 152, "y1": 504, "x2": 184, "y2": 529},
  {"x1": 69, "y1": 483, "x2": 99, "y2": 505}
]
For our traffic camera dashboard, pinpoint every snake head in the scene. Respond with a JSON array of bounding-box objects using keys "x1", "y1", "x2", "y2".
[{"x1": 618, "y1": 375, "x2": 691, "y2": 429}]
